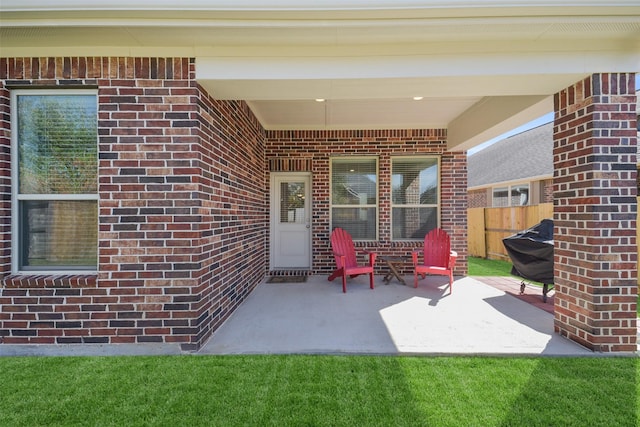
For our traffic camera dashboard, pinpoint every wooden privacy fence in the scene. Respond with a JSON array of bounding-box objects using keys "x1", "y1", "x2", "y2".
[
  {"x1": 468, "y1": 203, "x2": 554, "y2": 261},
  {"x1": 469, "y1": 201, "x2": 639, "y2": 285}
]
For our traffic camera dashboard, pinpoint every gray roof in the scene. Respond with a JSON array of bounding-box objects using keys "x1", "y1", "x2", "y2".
[{"x1": 468, "y1": 122, "x2": 553, "y2": 188}]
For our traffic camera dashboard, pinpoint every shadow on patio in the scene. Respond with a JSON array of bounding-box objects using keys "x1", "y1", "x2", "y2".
[{"x1": 199, "y1": 275, "x2": 591, "y2": 356}]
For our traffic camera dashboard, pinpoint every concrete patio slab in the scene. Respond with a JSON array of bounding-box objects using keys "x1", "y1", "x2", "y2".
[{"x1": 199, "y1": 275, "x2": 593, "y2": 356}]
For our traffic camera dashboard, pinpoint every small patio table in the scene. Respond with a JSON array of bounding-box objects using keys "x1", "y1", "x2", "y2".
[{"x1": 380, "y1": 255, "x2": 408, "y2": 286}]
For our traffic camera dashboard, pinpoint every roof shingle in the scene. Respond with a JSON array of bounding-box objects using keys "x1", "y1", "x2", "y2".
[{"x1": 468, "y1": 122, "x2": 553, "y2": 188}]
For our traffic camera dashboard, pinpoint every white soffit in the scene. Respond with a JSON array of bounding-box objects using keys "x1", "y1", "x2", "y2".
[{"x1": 247, "y1": 97, "x2": 480, "y2": 130}]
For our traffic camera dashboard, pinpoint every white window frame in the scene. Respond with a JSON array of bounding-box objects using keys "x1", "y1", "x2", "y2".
[
  {"x1": 11, "y1": 89, "x2": 99, "y2": 275},
  {"x1": 391, "y1": 155, "x2": 441, "y2": 241},
  {"x1": 329, "y1": 156, "x2": 379, "y2": 241},
  {"x1": 492, "y1": 183, "x2": 530, "y2": 207}
]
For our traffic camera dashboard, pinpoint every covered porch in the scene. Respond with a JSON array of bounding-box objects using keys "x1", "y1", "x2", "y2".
[{"x1": 0, "y1": 1, "x2": 638, "y2": 353}]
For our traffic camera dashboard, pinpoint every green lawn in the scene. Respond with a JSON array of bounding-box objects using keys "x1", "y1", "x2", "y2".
[
  {"x1": 0, "y1": 355, "x2": 637, "y2": 426},
  {"x1": 469, "y1": 256, "x2": 640, "y2": 316},
  {"x1": 468, "y1": 256, "x2": 515, "y2": 277}
]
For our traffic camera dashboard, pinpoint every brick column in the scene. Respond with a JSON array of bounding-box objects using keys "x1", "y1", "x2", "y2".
[
  {"x1": 441, "y1": 150, "x2": 468, "y2": 276},
  {"x1": 553, "y1": 73, "x2": 637, "y2": 352}
]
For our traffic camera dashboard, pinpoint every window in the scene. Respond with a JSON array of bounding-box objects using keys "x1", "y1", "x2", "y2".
[
  {"x1": 391, "y1": 157, "x2": 439, "y2": 240},
  {"x1": 492, "y1": 184, "x2": 529, "y2": 207},
  {"x1": 492, "y1": 187, "x2": 509, "y2": 207},
  {"x1": 12, "y1": 90, "x2": 98, "y2": 273},
  {"x1": 331, "y1": 157, "x2": 378, "y2": 240}
]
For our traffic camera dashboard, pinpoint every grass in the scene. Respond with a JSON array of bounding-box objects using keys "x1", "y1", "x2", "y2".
[
  {"x1": 469, "y1": 256, "x2": 640, "y2": 316},
  {"x1": 468, "y1": 256, "x2": 515, "y2": 277},
  {"x1": 0, "y1": 355, "x2": 637, "y2": 426}
]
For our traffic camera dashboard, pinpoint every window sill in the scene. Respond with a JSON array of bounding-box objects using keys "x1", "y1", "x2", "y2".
[{"x1": 3, "y1": 274, "x2": 97, "y2": 289}]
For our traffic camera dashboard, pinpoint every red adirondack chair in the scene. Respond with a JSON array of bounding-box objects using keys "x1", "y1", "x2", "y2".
[
  {"x1": 328, "y1": 227, "x2": 377, "y2": 293},
  {"x1": 412, "y1": 228, "x2": 457, "y2": 293}
]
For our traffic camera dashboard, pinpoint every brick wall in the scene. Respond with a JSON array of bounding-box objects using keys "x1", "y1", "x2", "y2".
[
  {"x1": 193, "y1": 86, "x2": 266, "y2": 344},
  {"x1": 468, "y1": 189, "x2": 488, "y2": 208},
  {"x1": 542, "y1": 179, "x2": 554, "y2": 203},
  {"x1": 265, "y1": 130, "x2": 468, "y2": 277},
  {"x1": 553, "y1": 73, "x2": 637, "y2": 352},
  {"x1": 0, "y1": 57, "x2": 266, "y2": 350}
]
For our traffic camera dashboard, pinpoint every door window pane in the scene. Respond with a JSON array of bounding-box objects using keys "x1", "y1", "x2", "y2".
[{"x1": 280, "y1": 181, "x2": 306, "y2": 224}]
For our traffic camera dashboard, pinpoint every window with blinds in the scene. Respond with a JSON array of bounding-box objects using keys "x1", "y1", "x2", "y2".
[
  {"x1": 330, "y1": 157, "x2": 378, "y2": 240},
  {"x1": 12, "y1": 90, "x2": 98, "y2": 272},
  {"x1": 391, "y1": 157, "x2": 439, "y2": 240}
]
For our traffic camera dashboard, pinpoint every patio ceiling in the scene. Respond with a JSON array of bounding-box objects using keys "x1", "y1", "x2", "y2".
[{"x1": 2, "y1": 1, "x2": 639, "y2": 150}]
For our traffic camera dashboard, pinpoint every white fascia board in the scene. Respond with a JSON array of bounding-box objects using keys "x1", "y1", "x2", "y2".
[
  {"x1": 4, "y1": 9, "x2": 640, "y2": 28},
  {"x1": 3, "y1": 0, "x2": 640, "y2": 12},
  {"x1": 196, "y1": 52, "x2": 635, "y2": 81},
  {"x1": 0, "y1": 46, "x2": 199, "y2": 58}
]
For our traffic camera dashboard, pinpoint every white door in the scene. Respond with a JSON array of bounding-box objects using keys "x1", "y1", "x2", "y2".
[{"x1": 270, "y1": 173, "x2": 311, "y2": 269}]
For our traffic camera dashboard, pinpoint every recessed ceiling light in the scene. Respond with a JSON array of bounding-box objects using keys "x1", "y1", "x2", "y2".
[
  {"x1": 413, "y1": 96, "x2": 424, "y2": 101},
  {"x1": 315, "y1": 98, "x2": 325, "y2": 102}
]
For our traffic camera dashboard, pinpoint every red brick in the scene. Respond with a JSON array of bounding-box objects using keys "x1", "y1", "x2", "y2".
[{"x1": 553, "y1": 73, "x2": 637, "y2": 352}]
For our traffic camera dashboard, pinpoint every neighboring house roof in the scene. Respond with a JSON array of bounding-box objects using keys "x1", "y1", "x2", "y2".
[
  {"x1": 468, "y1": 122, "x2": 553, "y2": 188},
  {"x1": 470, "y1": 89, "x2": 638, "y2": 187}
]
